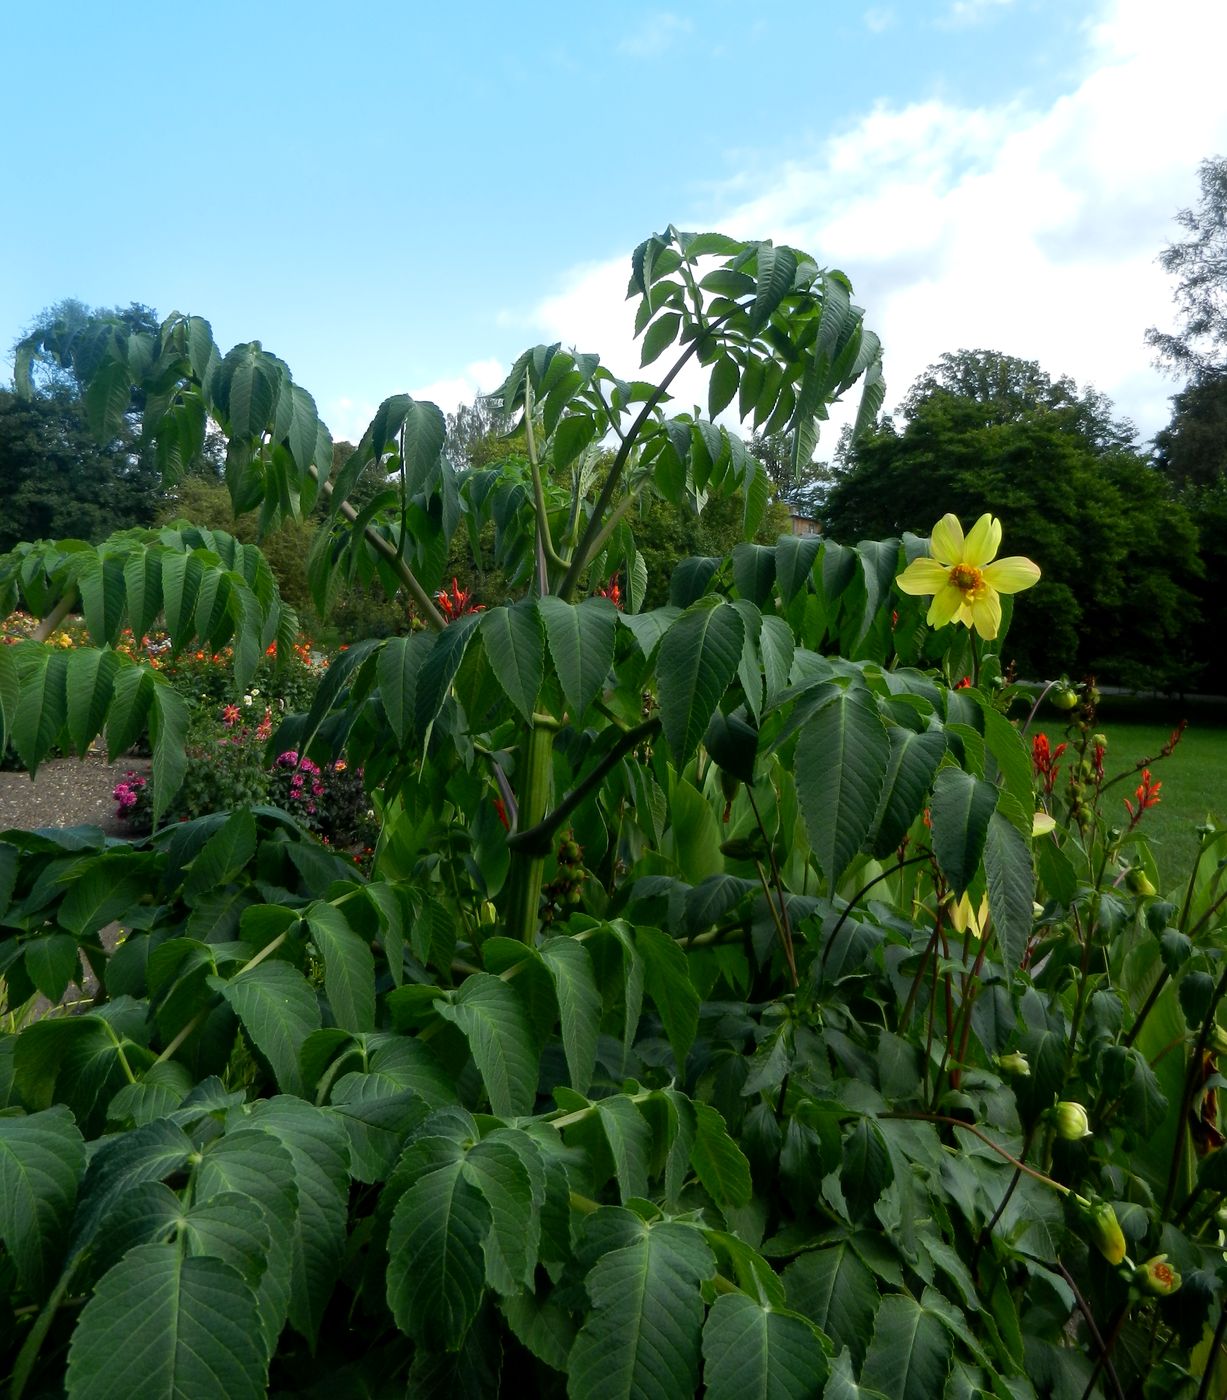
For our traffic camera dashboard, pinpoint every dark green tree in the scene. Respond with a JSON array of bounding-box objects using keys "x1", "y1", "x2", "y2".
[{"x1": 824, "y1": 350, "x2": 1202, "y2": 688}]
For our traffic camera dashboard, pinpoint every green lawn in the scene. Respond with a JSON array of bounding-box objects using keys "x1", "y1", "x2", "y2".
[{"x1": 1077, "y1": 713, "x2": 1227, "y2": 880}]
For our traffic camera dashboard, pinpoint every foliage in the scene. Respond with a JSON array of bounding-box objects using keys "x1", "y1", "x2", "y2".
[
  {"x1": 1147, "y1": 156, "x2": 1227, "y2": 381},
  {"x1": 3, "y1": 230, "x2": 1227, "y2": 1398},
  {"x1": 823, "y1": 350, "x2": 1202, "y2": 689}
]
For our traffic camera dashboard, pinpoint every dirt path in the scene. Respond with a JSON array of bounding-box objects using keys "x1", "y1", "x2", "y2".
[{"x1": 0, "y1": 753, "x2": 151, "y2": 836}]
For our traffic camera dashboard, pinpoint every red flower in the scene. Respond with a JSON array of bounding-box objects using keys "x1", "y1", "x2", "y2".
[
  {"x1": 596, "y1": 574, "x2": 624, "y2": 610},
  {"x1": 1124, "y1": 768, "x2": 1162, "y2": 825},
  {"x1": 222, "y1": 704, "x2": 241, "y2": 727},
  {"x1": 1031, "y1": 732, "x2": 1067, "y2": 795},
  {"x1": 437, "y1": 577, "x2": 483, "y2": 622}
]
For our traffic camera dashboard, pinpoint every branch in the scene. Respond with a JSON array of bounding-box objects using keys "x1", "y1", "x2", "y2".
[{"x1": 32, "y1": 590, "x2": 79, "y2": 642}]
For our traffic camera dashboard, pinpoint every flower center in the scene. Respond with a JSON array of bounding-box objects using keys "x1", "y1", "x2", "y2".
[{"x1": 948, "y1": 563, "x2": 982, "y2": 594}]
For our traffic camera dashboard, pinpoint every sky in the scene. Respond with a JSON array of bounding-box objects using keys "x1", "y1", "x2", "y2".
[{"x1": 3, "y1": 0, "x2": 1225, "y2": 455}]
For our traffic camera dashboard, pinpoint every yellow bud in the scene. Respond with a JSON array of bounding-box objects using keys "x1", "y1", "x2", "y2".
[
  {"x1": 1125, "y1": 868, "x2": 1157, "y2": 898},
  {"x1": 995, "y1": 1051, "x2": 1031, "y2": 1078},
  {"x1": 1053, "y1": 1101, "x2": 1092, "y2": 1140},
  {"x1": 1084, "y1": 1201, "x2": 1127, "y2": 1266}
]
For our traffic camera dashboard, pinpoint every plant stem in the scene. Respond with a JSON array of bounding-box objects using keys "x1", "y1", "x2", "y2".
[
  {"x1": 521, "y1": 378, "x2": 568, "y2": 584},
  {"x1": 504, "y1": 716, "x2": 559, "y2": 942},
  {"x1": 32, "y1": 590, "x2": 78, "y2": 642},
  {"x1": 1061, "y1": 1268, "x2": 1126, "y2": 1400},
  {"x1": 884, "y1": 1112, "x2": 1072, "y2": 1195},
  {"x1": 1163, "y1": 959, "x2": 1227, "y2": 1217},
  {"x1": 1196, "y1": 1301, "x2": 1227, "y2": 1400},
  {"x1": 747, "y1": 788, "x2": 797, "y2": 989}
]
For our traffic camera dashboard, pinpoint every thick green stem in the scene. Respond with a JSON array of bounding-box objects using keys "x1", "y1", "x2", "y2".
[
  {"x1": 32, "y1": 590, "x2": 78, "y2": 642},
  {"x1": 505, "y1": 717, "x2": 559, "y2": 942}
]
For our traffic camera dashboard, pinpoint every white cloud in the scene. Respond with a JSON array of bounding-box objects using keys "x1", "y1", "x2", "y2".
[
  {"x1": 525, "y1": 0, "x2": 1227, "y2": 450},
  {"x1": 617, "y1": 12, "x2": 693, "y2": 59},
  {"x1": 940, "y1": 0, "x2": 1014, "y2": 27},
  {"x1": 409, "y1": 358, "x2": 506, "y2": 415},
  {"x1": 863, "y1": 7, "x2": 896, "y2": 34}
]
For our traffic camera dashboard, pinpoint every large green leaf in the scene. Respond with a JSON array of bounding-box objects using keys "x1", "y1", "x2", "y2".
[
  {"x1": 691, "y1": 1101, "x2": 752, "y2": 1208},
  {"x1": 415, "y1": 613, "x2": 482, "y2": 736},
  {"x1": 480, "y1": 603, "x2": 545, "y2": 721},
  {"x1": 749, "y1": 245, "x2": 798, "y2": 332},
  {"x1": 213, "y1": 961, "x2": 321, "y2": 1097},
  {"x1": 65, "y1": 1243, "x2": 268, "y2": 1399},
  {"x1": 656, "y1": 599, "x2": 745, "y2": 767},
  {"x1": 538, "y1": 596, "x2": 617, "y2": 719},
  {"x1": 377, "y1": 631, "x2": 432, "y2": 745},
  {"x1": 796, "y1": 688, "x2": 890, "y2": 886},
  {"x1": 183, "y1": 809, "x2": 256, "y2": 896},
  {"x1": 304, "y1": 900, "x2": 375, "y2": 1033},
  {"x1": 0, "y1": 1106, "x2": 85, "y2": 1298},
  {"x1": 984, "y1": 809, "x2": 1035, "y2": 971},
  {"x1": 594, "y1": 1095, "x2": 652, "y2": 1202},
  {"x1": 65, "y1": 648, "x2": 121, "y2": 756},
  {"x1": 148, "y1": 681, "x2": 189, "y2": 826},
  {"x1": 637, "y1": 927, "x2": 700, "y2": 1073},
  {"x1": 569, "y1": 1216, "x2": 715, "y2": 1400},
  {"x1": 782, "y1": 1242, "x2": 879, "y2": 1371},
  {"x1": 859, "y1": 1293, "x2": 953, "y2": 1400},
  {"x1": 701, "y1": 1292, "x2": 829, "y2": 1400},
  {"x1": 841, "y1": 1118, "x2": 894, "y2": 1224},
  {"x1": 11, "y1": 644, "x2": 68, "y2": 775},
  {"x1": 243, "y1": 1098, "x2": 350, "y2": 1347},
  {"x1": 386, "y1": 1137, "x2": 489, "y2": 1350},
  {"x1": 435, "y1": 973, "x2": 538, "y2": 1117},
  {"x1": 929, "y1": 766, "x2": 998, "y2": 896},
  {"x1": 871, "y1": 725, "x2": 945, "y2": 857},
  {"x1": 462, "y1": 1134, "x2": 539, "y2": 1293},
  {"x1": 541, "y1": 937, "x2": 601, "y2": 1095}
]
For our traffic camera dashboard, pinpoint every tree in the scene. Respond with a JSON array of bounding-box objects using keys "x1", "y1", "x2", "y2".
[
  {"x1": 824, "y1": 350, "x2": 1202, "y2": 687},
  {"x1": 1147, "y1": 156, "x2": 1227, "y2": 381}
]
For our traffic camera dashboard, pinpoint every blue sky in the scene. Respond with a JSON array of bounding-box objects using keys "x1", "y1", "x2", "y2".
[{"x1": 3, "y1": 0, "x2": 1225, "y2": 450}]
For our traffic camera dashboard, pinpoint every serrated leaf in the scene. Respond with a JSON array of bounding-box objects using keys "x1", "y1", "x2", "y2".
[
  {"x1": 640, "y1": 312, "x2": 682, "y2": 367},
  {"x1": 596, "y1": 1095, "x2": 652, "y2": 1202},
  {"x1": 184, "y1": 808, "x2": 257, "y2": 896},
  {"x1": 387, "y1": 1137, "x2": 489, "y2": 1350},
  {"x1": 65, "y1": 648, "x2": 121, "y2": 754},
  {"x1": 415, "y1": 613, "x2": 482, "y2": 737},
  {"x1": 930, "y1": 766, "x2": 998, "y2": 896},
  {"x1": 377, "y1": 631, "x2": 432, "y2": 745},
  {"x1": 796, "y1": 688, "x2": 890, "y2": 886},
  {"x1": 0, "y1": 1106, "x2": 85, "y2": 1297},
  {"x1": 24, "y1": 933, "x2": 80, "y2": 1002},
  {"x1": 541, "y1": 937, "x2": 601, "y2": 1095},
  {"x1": 463, "y1": 1135, "x2": 538, "y2": 1293},
  {"x1": 637, "y1": 927, "x2": 700, "y2": 1072},
  {"x1": 782, "y1": 1242, "x2": 879, "y2": 1371},
  {"x1": 305, "y1": 900, "x2": 375, "y2": 1032},
  {"x1": 538, "y1": 596, "x2": 617, "y2": 719},
  {"x1": 984, "y1": 809, "x2": 1034, "y2": 971},
  {"x1": 148, "y1": 681, "x2": 189, "y2": 826},
  {"x1": 701, "y1": 1292, "x2": 829, "y2": 1400},
  {"x1": 65, "y1": 1243, "x2": 268, "y2": 1399},
  {"x1": 871, "y1": 725, "x2": 945, "y2": 857},
  {"x1": 709, "y1": 353, "x2": 740, "y2": 418},
  {"x1": 841, "y1": 1117, "x2": 894, "y2": 1224},
  {"x1": 656, "y1": 600, "x2": 745, "y2": 767},
  {"x1": 692, "y1": 1101, "x2": 752, "y2": 1207},
  {"x1": 480, "y1": 603, "x2": 545, "y2": 721},
  {"x1": 435, "y1": 973, "x2": 538, "y2": 1117},
  {"x1": 213, "y1": 961, "x2": 321, "y2": 1097},
  {"x1": 569, "y1": 1218, "x2": 715, "y2": 1400},
  {"x1": 750, "y1": 245, "x2": 797, "y2": 332},
  {"x1": 859, "y1": 1293, "x2": 953, "y2": 1400}
]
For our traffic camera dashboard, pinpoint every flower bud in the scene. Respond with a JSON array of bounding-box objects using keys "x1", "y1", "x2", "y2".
[
  {"x1": 1135, "y1": 1255, "x2": 1181, "y2": 1296},
  {"x1": 1207, "y1": 1022, "x2": 1227, "y2": 1058},
  {"x1": 1125, "y1": 867, "x2": 1157, "y2": 898},
  {"x1": 1053, "y1": 1101, "x2": 1092, "y2": 1140},
  {"x1": 478, "y1": 901, "x2": 498, "y2": 927},
  {"x1": 1051, "y1": 687, "x2": 1079, "y2": 711},
  {"x1": 1084, "y1": 1200, "x2": 1127, "y2": 1266},
  {"x1": 995, "y1": 1051, "x2": 1031, "y2": 1078}
]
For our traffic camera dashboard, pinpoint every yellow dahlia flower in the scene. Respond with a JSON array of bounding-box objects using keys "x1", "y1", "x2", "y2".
[{"x1": 897, "y1": 513, "x2": 1040, "y2": 640}]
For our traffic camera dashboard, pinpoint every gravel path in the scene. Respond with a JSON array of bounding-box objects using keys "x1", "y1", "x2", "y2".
[{"x1": 0, "y1": 753, "x2": 151, "y2": 836}]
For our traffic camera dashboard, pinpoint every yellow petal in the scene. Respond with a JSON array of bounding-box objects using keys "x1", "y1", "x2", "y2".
[
  {"x1": 963, "y1": 514, "x2": 1002, "y2": 566},
  {"x1": 897, "y1": 558, "x2": 950, "y2": 596},
  {"x1": 927, "y1": 584, "x2": 964, "y2": 629},
  {"x1": 930, "y1": 514, "x2": 965, "y2": 566},
  {"x1": 981, "y1": 556, "x2": 1041, "y2": 594},
  {"x1": 1032, "y1": 811, "x2": 1056, "y2": 837},
  {"x1": 971, "y1": 588, "x2": 1002, "y2": 639}
]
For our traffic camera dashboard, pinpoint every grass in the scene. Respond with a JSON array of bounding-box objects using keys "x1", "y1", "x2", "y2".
[{"x1": 1034, "y1": 700, "x2": 1227, "y2": 881}]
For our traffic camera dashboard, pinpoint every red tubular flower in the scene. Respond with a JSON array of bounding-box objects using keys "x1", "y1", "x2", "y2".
[
  {"x1": 1124, "y1": 768, "x2": 1162, "y2": 825},
  {"x1": 1031, "y1": 733, "x2": 1067, "y2": 795}
]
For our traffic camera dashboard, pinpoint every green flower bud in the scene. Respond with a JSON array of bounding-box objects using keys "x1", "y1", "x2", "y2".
[
  {"x1": 1092, "y1": 734, "x2": 1108, "y2": 750},
  {"x1": 1053, "y1": 1101, "x2": 1092, "y2": 1140},
  {"x1": 1135, "y1": 1255, "x2": 1181, "y2": 1296},
  {"x1": 1051, "y1": 686, "x2": 1079, "y2": 711},
  {"x1": 1084, "y1": 1200, "x2": 1127, "y2": 1266},
  {"x1": 1125, "y1": 867, "x2": 1157, "y2": 898},
  {"x1": 478, "y1": 901, "x2": 497, "y2": 927},
  {"x1": 1207, "y1": 1022, "x2": 1227, "y2": 1058},
  {"x1": 995, "y1": 1051, "x2": 1031, "y2": 1078}
]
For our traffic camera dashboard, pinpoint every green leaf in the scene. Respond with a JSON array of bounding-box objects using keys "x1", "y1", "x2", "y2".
[
  {"x1": 377, "y1": 631, "x2": 432, "y2": 745},
  {"x1": 148, "y1": 680, "x2": 189, "y2": 825},
  {"x1": 782, "y1": 1242, "x2": 879, "y2": 1371},
  {"x1": 387, "y1": 1137, "x2": 489, "y2": 1350},
  {"x1": 223, "y1": 345, "x2": 279, "y2": 439},
  {"x1": 305, "y1": 900, "x2": 375, "y2": 1033},
  {"x1": 184, "y1": 809, "x2": 257, "y2": 896},
  {"x1": 691, "y1": 1101, "x2": 752, "y2": 1208},
  {"x1": 984, "y1": 809, "x2": 1034, "y2": 971},
  {"x1": 65, "y1": 648, "x2": 121, "y2": 755},
  {"x1": 11, "y1": 644, "x2": 68, "y2": 775},
  {"x1": 974, "y1": 696, "x2": 1035, "y2": 825},
  {"x1": 841, "y1": 1117, "x2": 894, "y2": 1224},
  {"x1": 640, "y1": 312, "x2": 682, "y2": 368},
  {"x1": 65, "y1": 1243, "x2": 268, "y2": 1399},
  {"x1": 58, "y1": 854, "x2": 148, "y2": 936},
  {"x1": 637, "y1": 927, "x2": 700, "y2": 1072},
  {"x1": 480, "y1": 603, "x2": 545, "y2": 721},
  {"x1": 750, "y1": 245, "x2": 798, "y2": 332},
  {"x1": 859, "y1": 1293, "x2": 953, "y2": 1400},
  {"x1": 243, "y1": 1098, "x2": 350, "y2": 1347},
  {"x1": 463, "y1": 1135, "x2": 539, "y2": 1292},
  {"x1": 541, "y1": 937, "x2": 601, "y2": 1095},
  {"x1": 656, "y1": 599, "x2": 745, "y2": 767},
  {"x1": 25, "y1": 933, "x2": 81, "y2": 1002},
  {"x1": 0, "y1": 1106, "x2": 85, "y2": 1297},
  {"x1": 103, "y1": 663, "x2": 153, "y2": 759},
  {"x1": 701, "y1": 1293, "x2": 829, "y2": 1400},
  {"x1": 538, "y1": 596, "x2": 618, "y2": 719},
  {"x1": 871, "y1": 725, "x2": 946, "y2": 857},
  {"x1": 82, "y1": 358, "x2": 132, "y2": 438},
  {"x1": 213, "y1": 961, "x2": 321, "y2": 1097},
  {"x1": 415, "y1": 613, "x2": 482, "y2": 736},
  {"x1": 929, "y1": 766, "x2": 998, "y2": 896},
  {"x1": 709, "y1": 353, "x2": 740, "y2": 418},
  {"x1": 596, "y1": 1095, "x2": 652, "y2": 1201},
  {"x1": 796, "y1": 688, "x2": 891, "y2": 887},
  {"x1": 435, "y1": 973, "x2": 538, "y2": 1117}
]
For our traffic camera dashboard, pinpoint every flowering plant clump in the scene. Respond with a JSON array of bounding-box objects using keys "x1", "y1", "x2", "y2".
[
  {"x1": 111, "y1": 771, "x2": 150, "y2": 824},
  {"x1": 268, "y1": 750, "x2": 378, "y2": 850},
  {"x1": 436, "y1": 577, "x2": 483, "y2": 622},
  {"x1": 896, "y1": 512, "x2": 1040, "y2": 639},
  {"x1": 1031, "y1": 732, "x2": 1068, "y2": 797},
  {"x1": 596, "y1": 573, "x2": 623, "y2": 609}
]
